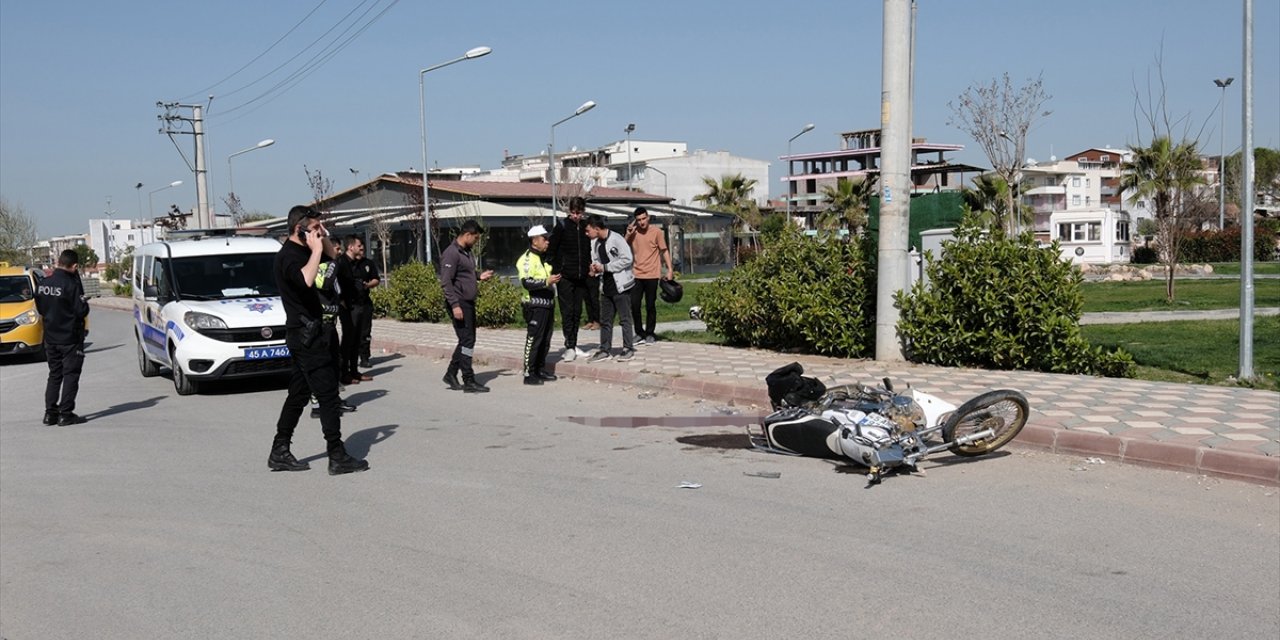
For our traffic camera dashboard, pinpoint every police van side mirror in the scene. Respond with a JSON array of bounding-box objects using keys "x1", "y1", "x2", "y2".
[{"x1": 143, "y1": 284, "x2": 159, "y2": 299}]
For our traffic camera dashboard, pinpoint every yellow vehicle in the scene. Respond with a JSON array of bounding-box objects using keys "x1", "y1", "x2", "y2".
[{"x1": 0, "y1": 261, "x2": 44, "y2": 358}]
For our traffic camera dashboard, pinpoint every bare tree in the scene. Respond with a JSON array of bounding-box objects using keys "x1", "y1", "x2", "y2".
[
  {"x1": 948, "y1": 73, "x2": 1052, "y2": 234},
  {"x1": 364, "y1": 183, "x2": 393, "y2": 275},
  {"x1": 304, "y1": 165, "x2": 335, "y2": 213},
  {"x1": 1121, "y1": 48, "x2": 1212, "y2": 302},
  {"x1": 0, "y1": 198, "x2": 38, "y2": 264}
]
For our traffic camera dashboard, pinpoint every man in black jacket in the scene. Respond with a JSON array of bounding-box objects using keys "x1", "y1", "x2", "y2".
[
  {"x1": 440, "y1": 219, "x2": 494, "y2": 393},
  {"x1": 270, "y1": 205, "x2": 368, "y2": 475},
  {"x1": 547, "y1": 196, "x2": 597, "y2": 361},
  {"x1": 35, "y1": 250, "x2": 90, "y2": 426}
]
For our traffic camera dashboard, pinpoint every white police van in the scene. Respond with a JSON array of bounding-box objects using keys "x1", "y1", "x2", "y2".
[{"x1": 133, "y1": 232, "x2": 290, "y2": 395}]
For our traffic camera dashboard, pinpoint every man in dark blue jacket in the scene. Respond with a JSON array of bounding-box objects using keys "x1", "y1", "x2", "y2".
[{"x1": 34, "y1": 250, "x2": 90, "y2": 426}]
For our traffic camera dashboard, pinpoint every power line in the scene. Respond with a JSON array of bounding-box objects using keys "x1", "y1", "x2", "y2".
[
  {"x1": 211, "y1": 0, "x2": 399, "y2": 122},
  {"x1": 179, "y1": 0, "x2": 332, "y2": 102}
]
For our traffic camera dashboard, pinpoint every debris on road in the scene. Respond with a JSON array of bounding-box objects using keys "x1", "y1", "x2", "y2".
[
  {"x1": 637, "y1": 390, "x2": 658, "y2": 400},
  {"x1": 744, "y1": 471, "x2": 781, "y2": 479},
  {"x1": 678, "y1": 481, "x2": 702, "y2": 489}
]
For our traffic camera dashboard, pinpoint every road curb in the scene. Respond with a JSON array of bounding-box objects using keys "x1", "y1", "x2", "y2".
[{"x1": 372, "y1": 336, "x2": 1280, "y2": 487}]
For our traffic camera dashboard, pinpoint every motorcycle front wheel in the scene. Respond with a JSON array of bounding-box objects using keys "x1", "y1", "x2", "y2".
[{"x1": 942, "y1": 390, "x2": 1029, "y2": 457}]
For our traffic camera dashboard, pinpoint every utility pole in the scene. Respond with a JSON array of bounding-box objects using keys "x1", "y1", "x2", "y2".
[
  {"x1": 1239, "y1": 0, "x2": 1255, "y2": 380},
  {"x1": 875, "y1": 0, "x2": 913, "y2": 361},
  {"x1": 157, "y1": 101, "x2": 212, "y2": 229}
]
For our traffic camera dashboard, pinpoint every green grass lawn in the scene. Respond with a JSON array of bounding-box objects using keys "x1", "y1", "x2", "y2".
[
  {"x1": 1081, "y1": 278, "x2": 1280, "y2": 312},
  {"x1": 1208, "y1": 261, "x2": 1280, "y2": 275},
  {"x1": 1081, "y1": 316, "x2": 1279, "y2": 390}
]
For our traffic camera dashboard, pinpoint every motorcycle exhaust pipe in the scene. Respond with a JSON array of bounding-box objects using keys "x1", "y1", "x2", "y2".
[{"x1": 954, "y1": 428, "x2": 996, "y2": 446}]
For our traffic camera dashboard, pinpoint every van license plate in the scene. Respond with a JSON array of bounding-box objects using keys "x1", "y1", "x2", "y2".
[{"x1": 244, "y1": 346, "x2": 290, "y2": 360}]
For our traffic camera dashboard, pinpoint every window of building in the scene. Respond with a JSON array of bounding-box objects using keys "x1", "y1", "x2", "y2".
[
  {"x1": 1085, "y1": 178, "x2": 1091, "y2": 188},
  {"x1": 1072, "y1": 195, "x2": 1081, "y2": 206},
  {"x1": 1058, "y1": 222, "x2": 1102, "y2": 242},
  {"x1": 1086, "y1": 196, "x2": 1092, "y2": 206},
  {"x1": 1116, "y1": 221, "x2": 1130, "y2": 243},
  {"x1": 1072, "y1": 177, "x2": 1081, "y2": 187},
  {"x1": 1088, "y1": 222, "x2": 1101, "y2": 241}
]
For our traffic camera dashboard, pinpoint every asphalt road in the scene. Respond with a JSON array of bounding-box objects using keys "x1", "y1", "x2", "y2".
[{"x1": 2, "y1": 309, "x2": 1278, "y2": 639}]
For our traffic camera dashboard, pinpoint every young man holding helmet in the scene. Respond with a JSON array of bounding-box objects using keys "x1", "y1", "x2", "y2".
[{"x1": 623, "y1": 207, "x2": 674, "y2": 345}]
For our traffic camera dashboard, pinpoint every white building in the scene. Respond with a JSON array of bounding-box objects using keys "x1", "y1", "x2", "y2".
[
  {"x1": 478, "y1": 140, "x2": 769, "y2": 208},
  {"x1": 1051, "y1": 208, "x2": 1132, "y2": 264},
  {"x1": 1017, "y1": 147, "x2": 1130, "y2": 239},
  {"x1": 87, "y1": 218, "x2": 159, "y2": 266}
]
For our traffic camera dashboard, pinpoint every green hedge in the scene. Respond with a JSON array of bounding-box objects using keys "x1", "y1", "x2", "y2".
[
  {"x1": 1178, "y1": 226, "x2": 1277, "y2": 263},
  {"x1": 371, "y1": 261, "x2": 445, "y2": 322},
  {"x1": 370, "y1": 261, "x2": 522, "y2": 327},
  {"x1": 896, "y1": 214, "x2": 1134, "y2": 377},
  {"x1": 699, "y1": 229, "x2": 876, "y2": 358}
]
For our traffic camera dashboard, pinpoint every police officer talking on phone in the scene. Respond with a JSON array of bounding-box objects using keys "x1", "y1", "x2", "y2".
[{"x1": 268, "y1": 205, "x2": 369, "y2": 475}]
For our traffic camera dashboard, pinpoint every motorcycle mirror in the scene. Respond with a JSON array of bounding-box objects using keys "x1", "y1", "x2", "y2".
[{"x1": 883, "y1": 377, "x2": 894, "y2": 392}]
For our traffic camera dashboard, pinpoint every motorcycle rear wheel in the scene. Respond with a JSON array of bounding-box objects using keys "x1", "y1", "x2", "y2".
[{"x1": 942, "y1": 390, "x2": 1029, "y2": 457}]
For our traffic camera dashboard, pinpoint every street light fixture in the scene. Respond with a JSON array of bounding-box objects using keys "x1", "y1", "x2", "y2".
[
  {"x1": 135, "y1": 182, "x2": 144, "y2": 220},
  {"x1": 624, "y1": 123, "x2": 636, "y2": 189},
  {"x1": 1214, "y1": 77, "x2": 1234, "y2": 229},
  {"x1": 227, "y1": 138, "x2": 275, "y2": 202},
  {"x1": 548, "y1": 100, "x2": 597, "y2": 223},
  {"x1": 420, "y1": 45, "x2": 492, "y2": 264},
  {"x1": 786, "y1": 123, "x2": 815, "y2": 218},
  {"x1": 148, "y1": 180, "x2": 184, "y2": 218}
]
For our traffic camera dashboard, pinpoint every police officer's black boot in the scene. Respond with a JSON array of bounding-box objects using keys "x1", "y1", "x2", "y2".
[
  {"x1": 57, "y1": 412, "x2": 87, "y2": 426},
  {"x1": 462, "y1": 375, "x2": 489, "y2": 393},
  {"x1": 268, "y1": 439, "x2": 310, "y2": 472},
  {"x1": 43, "y1": 410, "x2": 59, "y2": 426},
  {"x1": 442, "y1": 367, "x2": 463, "y2": 391},
  {"x1": 328, "y1": 442, "x2": 370, "y2": 476}
]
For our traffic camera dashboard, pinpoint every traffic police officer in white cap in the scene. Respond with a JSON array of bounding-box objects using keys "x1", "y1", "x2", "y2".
[{"x1": 517, "y1": 225, "x2": 560, "y2": 385}]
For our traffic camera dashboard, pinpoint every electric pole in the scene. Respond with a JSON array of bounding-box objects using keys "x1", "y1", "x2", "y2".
[
  {"x1": 875, "y1": 0, "x2": 913, "y2": 361},
  {"x1": 157, "y1": 101, "x2": 212, "y2": 229}
]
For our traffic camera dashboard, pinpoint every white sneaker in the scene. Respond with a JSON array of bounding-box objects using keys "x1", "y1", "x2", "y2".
[
  {"x1": 562, "y1": 348, "x2": 577, "y2": 362},
  {"x1": 575, "y1": 347, "x2": 591, "y2": 358}
]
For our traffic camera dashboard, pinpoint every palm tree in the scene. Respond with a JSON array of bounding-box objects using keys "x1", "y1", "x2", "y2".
[
  {"x1": 1120, "y1": 136, "x2": 1206, "y2": 301},
  {"x1": 694, "y1": 173, "x2": 762, "y2": 252},
  {"x1": 817, "y1": 177, "x2": 874, "y2": 238},
  {"x1": 961, "y1": 174, "x2": 1033, "y2": 233}
]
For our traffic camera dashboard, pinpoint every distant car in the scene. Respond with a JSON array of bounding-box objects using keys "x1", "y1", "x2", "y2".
[
  {"x1": 133, "y1": 234, "x2": 290, "y2": 395},
  {"x1": 0, "y1": 262, "x2": 43, "y2": 358}
]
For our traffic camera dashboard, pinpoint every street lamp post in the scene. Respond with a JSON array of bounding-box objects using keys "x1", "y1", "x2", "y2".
[
  {"x1": 227, "y1": 139, "x2": 275, "y2": 208},
  {"x1": 1214, "y1": 77, "x2": 1234, "y2": 229},
  {"x1": 548, "y1": 100, "x2": 597, "y2": 223},
  {"x1": 148, "y1": 180, "x2": 184, "y2": 218},
  {"x1": 786, "y1": 123, "x2": 815, "y2": 218},
  {"x1": 624, "y1": 123, "x2": 636, "y2": 189},
  {"x1": 420, "y1": 46, "x2": 492, "y2": 265}
]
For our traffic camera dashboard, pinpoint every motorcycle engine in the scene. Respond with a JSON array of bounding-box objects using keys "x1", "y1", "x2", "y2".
[{"x1": 829, "y1": 410, "x2": 906, "y2": 468}]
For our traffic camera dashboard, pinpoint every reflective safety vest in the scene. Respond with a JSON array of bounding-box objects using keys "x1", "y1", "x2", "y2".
[{"x1": 517, "y1": 249, "x2": 555, "y2": 306}]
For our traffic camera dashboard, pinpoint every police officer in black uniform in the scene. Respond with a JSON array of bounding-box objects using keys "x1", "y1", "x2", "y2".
[
  {"x1": 35, "y1": 249, "x2": 90, "y2": 426},
  {"x1": 269, "y1": 205, "x2": 368, "y2": 475}
]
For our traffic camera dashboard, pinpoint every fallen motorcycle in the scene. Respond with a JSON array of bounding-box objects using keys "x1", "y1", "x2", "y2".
[{"x1": 747, "y1": 364, "x2": 1030, "y2": 484}]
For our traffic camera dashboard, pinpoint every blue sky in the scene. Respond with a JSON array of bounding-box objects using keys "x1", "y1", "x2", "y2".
[{"x1": 2, "y1": 0, "x2": 1276, "y2": 237}]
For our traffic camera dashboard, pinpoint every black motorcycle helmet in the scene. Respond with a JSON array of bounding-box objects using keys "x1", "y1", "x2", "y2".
[{"x1": 659, "y1": 279, "x2": 683, "y2": 303}]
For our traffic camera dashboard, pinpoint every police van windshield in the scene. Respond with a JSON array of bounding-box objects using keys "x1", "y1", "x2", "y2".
[
  {"x1": 0, "y1": 275, "x2": 34, "y2": 303},
  {"x1": 170, "y1": 254, "x2": 279, "y2": 300}
]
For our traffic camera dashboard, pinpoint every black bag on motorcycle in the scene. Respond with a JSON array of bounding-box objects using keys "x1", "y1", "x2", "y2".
[{"x1": 765, "y1": 362, "x2": 827, "y2": 410}]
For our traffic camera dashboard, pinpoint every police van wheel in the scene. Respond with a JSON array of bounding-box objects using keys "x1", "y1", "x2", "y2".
[
  {"x1": 137, "y1": 336, "x2": 160, "y2": 378},
  {"x1": 169, "y1": 345, "x2": 198, "y2": 395}
]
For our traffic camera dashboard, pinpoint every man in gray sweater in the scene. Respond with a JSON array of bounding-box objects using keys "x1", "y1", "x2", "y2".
[{"x1": 440, "y1": 220, "x2": 494, "y2": 392}]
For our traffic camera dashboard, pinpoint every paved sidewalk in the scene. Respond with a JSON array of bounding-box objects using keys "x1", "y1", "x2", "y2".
[
  {"x1": 90, "y1": 297, "x2": 1280, "y2": 485},
  {"x1": 370, "y1": 316, "x2": 1279, "y2": 485}
]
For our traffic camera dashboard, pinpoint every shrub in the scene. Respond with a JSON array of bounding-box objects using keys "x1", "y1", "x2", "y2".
[
  {"x1": 112, "y1": 282, "x2": 132, "y2": 297},
  {"x1": 699, "y1": 228, "x2": 876, "y2": 358},
  {"x1": 1178, "y1": 226, "x2": 1278, "y2": 263},
  {"x1": 1131, "y1": 245, "x2": 1159, "y2": 264},
  {"x1": 377, "y1": 261, "x2": 445, "y2": 322},
  {"x1": 475, "y1": 277, "x2": 522, "y2": 328},
  {"x1": 895, "y1": 213, "x2": 1134, "y2": 378}
]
